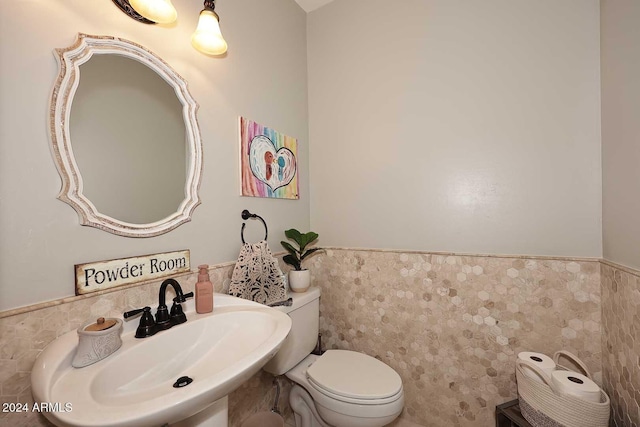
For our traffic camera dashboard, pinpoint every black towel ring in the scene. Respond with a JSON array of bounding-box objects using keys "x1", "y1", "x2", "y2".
[{"x1": 240, "y1": 210, "x2": 268, "y2": 244}]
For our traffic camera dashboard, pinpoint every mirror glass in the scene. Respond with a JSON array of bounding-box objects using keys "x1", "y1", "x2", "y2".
[
  {"x1": 49, "y1": 34, "x2": 202, "y2": 237},
  {"x1": 70, "y1": 54, "x2": 186, "y2": 224}
]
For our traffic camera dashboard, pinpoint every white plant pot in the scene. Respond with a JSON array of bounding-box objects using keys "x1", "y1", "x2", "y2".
[{"x1": 288, "y1": 270, "x2": 310, "y2": 293}]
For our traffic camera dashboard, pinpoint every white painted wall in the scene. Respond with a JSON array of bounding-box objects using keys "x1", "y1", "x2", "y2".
[
  {"x1": 294, "y1": 0, "x2": 335, "y2": 13},
  {"x1": 601, "y1": 0, "x2": 640, "y2": 271},
  {"x1": 0, "y1": 0, "x2": 613, "y2": 311},
  {"x1": 0, "y1": 0, "x2": 309, "y2": 311},
  {"x1": 307, "y1": 0, "x2": 602, "y2": 257}
]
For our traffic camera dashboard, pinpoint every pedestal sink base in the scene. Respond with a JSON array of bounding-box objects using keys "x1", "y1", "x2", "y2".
[{"x1": 171, "y1": 396, "x2": 228, "y2": 427}]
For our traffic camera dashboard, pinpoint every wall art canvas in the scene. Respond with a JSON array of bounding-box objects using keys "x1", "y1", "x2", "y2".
[{"x1": 240, "y1": 117, "x2": 299, "y2": 199}]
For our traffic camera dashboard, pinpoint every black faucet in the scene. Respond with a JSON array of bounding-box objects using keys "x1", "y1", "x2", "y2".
[
  {"x1": 123, "y1": 279, "x2": 193, "y2": 338},
  {"x1": 155, "y1": 278, "x2": 194, "y2": 331}
]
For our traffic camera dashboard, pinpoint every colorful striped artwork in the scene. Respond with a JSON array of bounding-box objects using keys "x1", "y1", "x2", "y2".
[{"x1": 240, "y1": 117, "x2": 299, "y2": 199}]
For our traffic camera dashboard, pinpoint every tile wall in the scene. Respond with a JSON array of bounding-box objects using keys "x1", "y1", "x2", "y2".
[
  {"x1": 310, "y1": 249, "x2": 603, "y2": 426},
  {"x1": 601, "y1": 262, "x2": 640, "y2": 427},
  {"x1": 2, "y1": 249, "x2": 638, "y2": 427}
]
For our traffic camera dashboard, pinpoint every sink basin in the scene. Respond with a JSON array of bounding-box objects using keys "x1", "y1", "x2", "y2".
[{"x1": 31, "y1": 294, "x2": 292, "y2": 427}]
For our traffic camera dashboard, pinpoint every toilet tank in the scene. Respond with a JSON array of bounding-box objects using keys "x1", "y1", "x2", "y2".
[{"x1": 263, "y1": 287, "x2": 320, "y2": 375}]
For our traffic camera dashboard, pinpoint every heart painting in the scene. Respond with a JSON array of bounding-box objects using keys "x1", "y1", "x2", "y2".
[
  {"x1": 240, "y1": 117, "x2": 299, "y2": 199},
  {"x1": 249, "y1": 136, "x2": 297, "y2": 191}
]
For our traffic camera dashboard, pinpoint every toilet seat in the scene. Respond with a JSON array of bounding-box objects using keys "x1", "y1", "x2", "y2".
[
  {"x1": 307, "y1": 377, "x2": 403, "y2": 406},
  {"x1": 306, "y1": 350, "x2": 403, "y2": 405}
]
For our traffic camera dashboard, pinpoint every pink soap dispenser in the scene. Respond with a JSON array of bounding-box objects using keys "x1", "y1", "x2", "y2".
[{"x1": 195, "y1": 264, "x2": 214, "y2": 313}]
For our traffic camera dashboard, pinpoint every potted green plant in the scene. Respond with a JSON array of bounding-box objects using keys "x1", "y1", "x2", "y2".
[{"x1": 281, "y1": 229, "x2": 321, "y2": 292}]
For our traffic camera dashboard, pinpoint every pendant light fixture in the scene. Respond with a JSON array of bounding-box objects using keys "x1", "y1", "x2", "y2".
[
  {"x1": 112, "y1": 0, "x2": 228, "y2": 56},
  {"x1": 191, "y1": 0, "x2": 228, "y2": 56},
  {"x1": 128, "y1": 0, "x2": 178, "y2": 24}
]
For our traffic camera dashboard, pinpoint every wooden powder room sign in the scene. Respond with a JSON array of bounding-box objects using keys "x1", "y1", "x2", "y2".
[{"x1": 75, "y1": 250, "x2": 190, "y2": 295}]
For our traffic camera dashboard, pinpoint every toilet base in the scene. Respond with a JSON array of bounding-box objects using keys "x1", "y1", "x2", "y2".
[
  {"x1": 290, "y1": 384, "x2": 331, "y2": 427},
  {"x1": 289, "y1": 384, "x2": 401, "y2": 427}
]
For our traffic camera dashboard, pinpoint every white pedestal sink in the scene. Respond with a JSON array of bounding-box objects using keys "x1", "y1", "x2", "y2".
[{"x1": 31, "y1": 294, "x2": 292, "y2": 427}]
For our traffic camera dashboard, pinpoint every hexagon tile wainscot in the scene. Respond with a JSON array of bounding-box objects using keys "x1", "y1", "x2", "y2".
[
  {"x1": 601, "y1": 261, "x2": 640, "y2": 427},
  {"x1": 310, "y1": 249, "x2": 602, "y2": 427}
]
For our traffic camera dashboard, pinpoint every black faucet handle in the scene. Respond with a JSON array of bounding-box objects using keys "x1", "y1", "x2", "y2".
[
  {"x1": 124, "y1": 307, "x2": 145, "y2": 319},
  {"x1": 124, "y1": 307, "x2": 158, "y2": 338},
  {"x1": 174, "y1": 291, "x2": 194, "y2": 303}
]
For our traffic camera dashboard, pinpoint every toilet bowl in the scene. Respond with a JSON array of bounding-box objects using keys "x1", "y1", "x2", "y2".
[
  {"x1": 286, "y1": 352, "x2": 404, "y2": 427},
  {"x1": 262, "y1": 287, "x2": 404, "y2": 427}
]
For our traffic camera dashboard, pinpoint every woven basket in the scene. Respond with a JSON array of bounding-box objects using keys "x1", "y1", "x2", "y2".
[{"x1": 516, "y1": 351, "x2": 610, "y2": 427}]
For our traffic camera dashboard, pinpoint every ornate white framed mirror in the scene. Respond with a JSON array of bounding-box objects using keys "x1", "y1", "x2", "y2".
[{"x1": 49, "y1": 33, "x2": 203, "y2": 238}]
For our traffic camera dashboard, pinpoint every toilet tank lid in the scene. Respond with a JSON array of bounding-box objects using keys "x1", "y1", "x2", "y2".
[
  {"x1": 271, "y1": 286, "x2": 320, "y2": 314},
  {"x1": 306, "y1": 350, "x2": 402, "y2": 400}
]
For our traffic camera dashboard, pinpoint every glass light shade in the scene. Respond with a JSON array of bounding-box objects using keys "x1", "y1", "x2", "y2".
[
  {"x1": 191, "y1": 10, "x2": 228, "y2": 56},
  {"x1": 129, "y1": 0, "x2": 177, "y2": 24}
]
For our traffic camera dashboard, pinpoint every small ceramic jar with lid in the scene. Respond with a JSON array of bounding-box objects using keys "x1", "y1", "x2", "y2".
[{"x1": 72, "y1": 317, "x2": 123, "y2": 368}]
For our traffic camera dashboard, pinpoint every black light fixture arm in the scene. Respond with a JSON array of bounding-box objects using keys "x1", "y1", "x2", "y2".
[
  {"x1": 202, "y1": 0, "x2": 220, "y2": 21},
  {"x1": 111, "y1": 0, "x2": 156, "y2": 24}
]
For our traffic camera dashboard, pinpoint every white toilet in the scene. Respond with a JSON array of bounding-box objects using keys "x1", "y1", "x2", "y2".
[{"x1": 263, "y1": 287, "x2": 404, "y2": 427}]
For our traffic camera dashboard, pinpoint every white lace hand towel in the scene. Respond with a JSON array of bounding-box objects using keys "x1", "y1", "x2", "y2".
[{"x1": 228, "y1": 240, "x2": 287, "y2": 305}]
